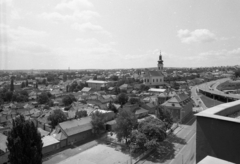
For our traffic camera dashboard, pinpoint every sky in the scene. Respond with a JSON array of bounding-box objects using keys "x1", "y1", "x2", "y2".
[{"x1": 0, "y1": 0, "x2": 240, "y2": 70}]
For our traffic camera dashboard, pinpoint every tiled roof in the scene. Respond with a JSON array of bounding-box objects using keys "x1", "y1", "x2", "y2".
[
  {"x1": 144, "y1": 70, "x2": 164, "y2": 77},
  {"x1": 59, "y1": 117, "x2": 92, "y2": 136}
]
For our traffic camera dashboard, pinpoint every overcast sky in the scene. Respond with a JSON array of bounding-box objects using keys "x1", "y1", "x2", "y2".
[{"x1": 0, "y1": 0, "x2": 240, "y2": 70}]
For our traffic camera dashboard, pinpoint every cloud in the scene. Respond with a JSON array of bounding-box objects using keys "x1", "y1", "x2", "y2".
[
  {"x1": 0, "y1": 24, "x2": 51, "y2": 61},
  {"x1": 71, "y1": 22, "x2": 112, "y2": 36},
  {"x1": 0, "y1": 24, "x2": 48, "y2": 44},
  {"x1": 55, "y1": 0, "x2": 93, "y2": 11},
  {"x1": 199, "y1": 48, "x2": 240, "y2": 58},
  {"x1": 39, "y1": 10, "x2": 100, "y2": 22},
  {"x1": 0, "y1": 0, "x2": 22, "y2": 20},
  {"x1": 177, "y1": 29, "x2": 217, "y2": 44}
]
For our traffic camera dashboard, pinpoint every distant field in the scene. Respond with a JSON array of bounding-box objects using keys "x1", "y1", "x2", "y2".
[{"x1": 200, "y1": 95, "x2": 223, "y2": 108}]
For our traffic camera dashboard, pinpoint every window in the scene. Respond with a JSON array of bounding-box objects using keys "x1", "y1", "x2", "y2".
[
  {"x1": 156, "y1": 79, "x2": 158, "y2": 82},
  {"x1": 160, "y1": 79, "x2": 162, "y2": 82},
  {"x1": 153, "y1": 79, "x2": 154, "y2": 82},
  {"x1": 147, "y1": 79, "x2": 149, "y2": 82}
]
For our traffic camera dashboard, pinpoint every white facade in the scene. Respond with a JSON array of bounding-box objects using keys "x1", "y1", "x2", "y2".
[
  {"x1": 86, "y1": 80, "x2": 108, "y2": 90},
  {"x1": 144, "y1": 76, "x2": 164, "y2": 86}
]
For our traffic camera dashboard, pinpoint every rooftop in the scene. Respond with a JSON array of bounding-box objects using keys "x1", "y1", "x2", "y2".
[
  {"x1": 148, "y1": 88, "x2": 166, "y2": 93},
  {"x1": 86, "y1": 80, "x2": 108, "y2": 84},
  {"x1": 195, "y1": 100, "x2": 240, "y2": 123},
  {"x1": 42, "y1": 136, "x2": 60, "y2": 147},
  {"x1": 198, "y1": 156, "x2": 234, "y2": 164},
  {"x1": 0, "y1": 133, "x2": 7, "y2": 152},
  {"x1": 59, "y1": 117, "x2": 92, "y2": 136}
]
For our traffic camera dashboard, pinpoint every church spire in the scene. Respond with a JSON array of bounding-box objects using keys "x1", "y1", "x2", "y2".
[
  {"x1": 158, "y1": 50, "x2": 163, "y2": 71},
  {"x1": 159, "y1": 50, "x2": 162, "y2": 60}
]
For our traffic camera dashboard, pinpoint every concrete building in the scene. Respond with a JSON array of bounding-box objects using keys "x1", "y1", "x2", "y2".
[
  {"x1": 196, "y1": 100, "x2": 240, "y2": 163},
  {"x1": 86, "y1": 80, "x2": 108, "y2": 91},
  {"x1": 143, "y1": 52, "x2": 164, "y2": 87}
]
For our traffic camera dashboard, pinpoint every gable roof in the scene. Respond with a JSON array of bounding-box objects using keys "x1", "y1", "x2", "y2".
[
  {"x1": 144, "y1": 70, "x2": 164, "y2": 77},
  {"x1": 42, "y1": 136, "x2": 60, "y2": 147},
  {"x1": 59, "y1": 117, "x2": 92, "y2": 136},
  {"x1": 81, "y1": 87, "x2": 91, "y2": 92},
  {"x1": 135, "y1": 108, "x2": 149, "y2": 115}
]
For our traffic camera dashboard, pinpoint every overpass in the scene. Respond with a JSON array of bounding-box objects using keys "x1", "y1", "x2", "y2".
[{"x1": 198, "y1": 78, "x2": 240, "y2": 103}]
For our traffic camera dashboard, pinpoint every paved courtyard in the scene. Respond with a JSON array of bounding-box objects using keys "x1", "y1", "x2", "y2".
[{"x1": 58, "y1": 144, "x2": 134, "y2": 164}]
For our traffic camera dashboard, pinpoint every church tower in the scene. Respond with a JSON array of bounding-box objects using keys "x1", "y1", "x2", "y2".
[{"x1": 158, "y1": 51, "x2": 163, "y2": 71}]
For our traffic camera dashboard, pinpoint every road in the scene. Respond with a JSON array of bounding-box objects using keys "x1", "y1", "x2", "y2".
[
  {"x1": 198, "y1": 78, "x2": 240, "y2": 100},
  {"x1": 191, "y1": 86, "x2": 207, "y2": 110}
]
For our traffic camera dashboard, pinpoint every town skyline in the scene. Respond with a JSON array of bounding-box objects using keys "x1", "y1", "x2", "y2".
[{"x1": 1, "y1": 0, "x2": 240, "y2": 70}]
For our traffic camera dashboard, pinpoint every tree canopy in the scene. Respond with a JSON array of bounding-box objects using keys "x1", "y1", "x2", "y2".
[
  {"x1": 47, "y1": 109, "x2": 67, "y2": 128},
  {"x1": 130, "y1": 117, "x2": 167, "y2": 153},
  {"x1": 129, "y1": 97, "x2": 139, "y2": 104},
  {"x1": 158, "y1": 107, "x2": 174, "y2": 130},
  {"x1": 62, "y1": 94, "x2": 76, "y2": 106},
  {"x1": 7, "y1": 115, "x2": 43, "y2": 164},
  {"x1": 37, "y1": 92, "x2": 52, "y2": 104},
  {"x1": 117, "y1": 93, "x2": 129, "y2": 106},
  {"x1": 91, "y1": 111, "x2": 106, "y2": 135},
  {"x1": 108, "y1": 101, "x2": 118, "y2": 113},
  {"x1": 235, "y1": 70, "x2": 240, "y2": 78},
  {"x1": 75, "y1": 110, "x2": 88, "y2": 119},
  {"x1": 114, "y1": 108, "x2": 138, "y2": 145}
]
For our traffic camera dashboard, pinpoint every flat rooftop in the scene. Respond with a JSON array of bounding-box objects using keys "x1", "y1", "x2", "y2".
[
  {"x1": 198, "y1": 156, "x2": 235, "y2": 164},
  {"x1": 195, "y1": 100, "x2": 240, "y2": 123}
]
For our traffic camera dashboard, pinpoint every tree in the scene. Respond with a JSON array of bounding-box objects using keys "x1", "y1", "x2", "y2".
[
  {"x1": 129, "y1": 97, "x2": 139, "y2": 104},
  {"x1": 37, "y1": 92, "x2": 50, "y2": 104},
  {"x1": 91, "y1": 111, "x2": 106, "y2": 135},
  {"x1": 114, "y1": 108, "x2": 138, "y2": 145},
  {"x1": 7, "y1": 115, "x2": 43, "y2": 164},
  {"x1": 42, "y1": 79, "x2": 46, "y2": 85},
  {"x1": 108, "y1": 101, "x2": 118, "y2": 113},
  {"x1": 110, "y1": 75, "x2": 118, "y2": 81},
  {"x1": 235, "y1": 70, "x2": 240, "y2": 78},
  {"x1": 69, "y1": 81, "x2": 78, "y2": 92},
  {"x1": 93, "y1": 75, "x2": 97, "y2": 80},
  {"x1": 26, "y1": 79, "x2": 28, "y2": 87},
  {"x1": 158, "y1": 106, "x2": 173, "y2": 130},
  {"x1": 140, "y1": 84, "x2": 149, "y2": 91},
  {"x1": 47, "y1": 109, "x2": 67, "y2": 128},
  {"x1": 75, "y1": 110, "x2": 88, "y2": 119},
  {"x1": 114, "y1": 87, "x2": 120, "y2": 95},
  {"x1": 130, "y1": 117, "x2": 167, "y2": 153},
  {"x1": 47, "y1": 75, "x2": 55, "y2": 82},
  {"x1": 10, "y1": 78, "x2": 14, "y2": 92},
  {"x1": 0, "y1": 97, "x2": 4, "y2": 106},
  {"x1": 21, "y1": 82, "x2": 26, "y2": 88},
  {"x1": 62, "y1": 95, "x2": 76, "y2": 106},
  {"x1": 117, "y1": 93, "x2": 129, "y2": 106},
  {"x1": 4, "y1": 91, "x2": 13, "y2": 102}
]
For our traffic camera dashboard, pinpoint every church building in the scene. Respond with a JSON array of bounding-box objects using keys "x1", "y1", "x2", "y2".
[{"x1": 143, "y1": 51, "x2": 165, "y2": 87}]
